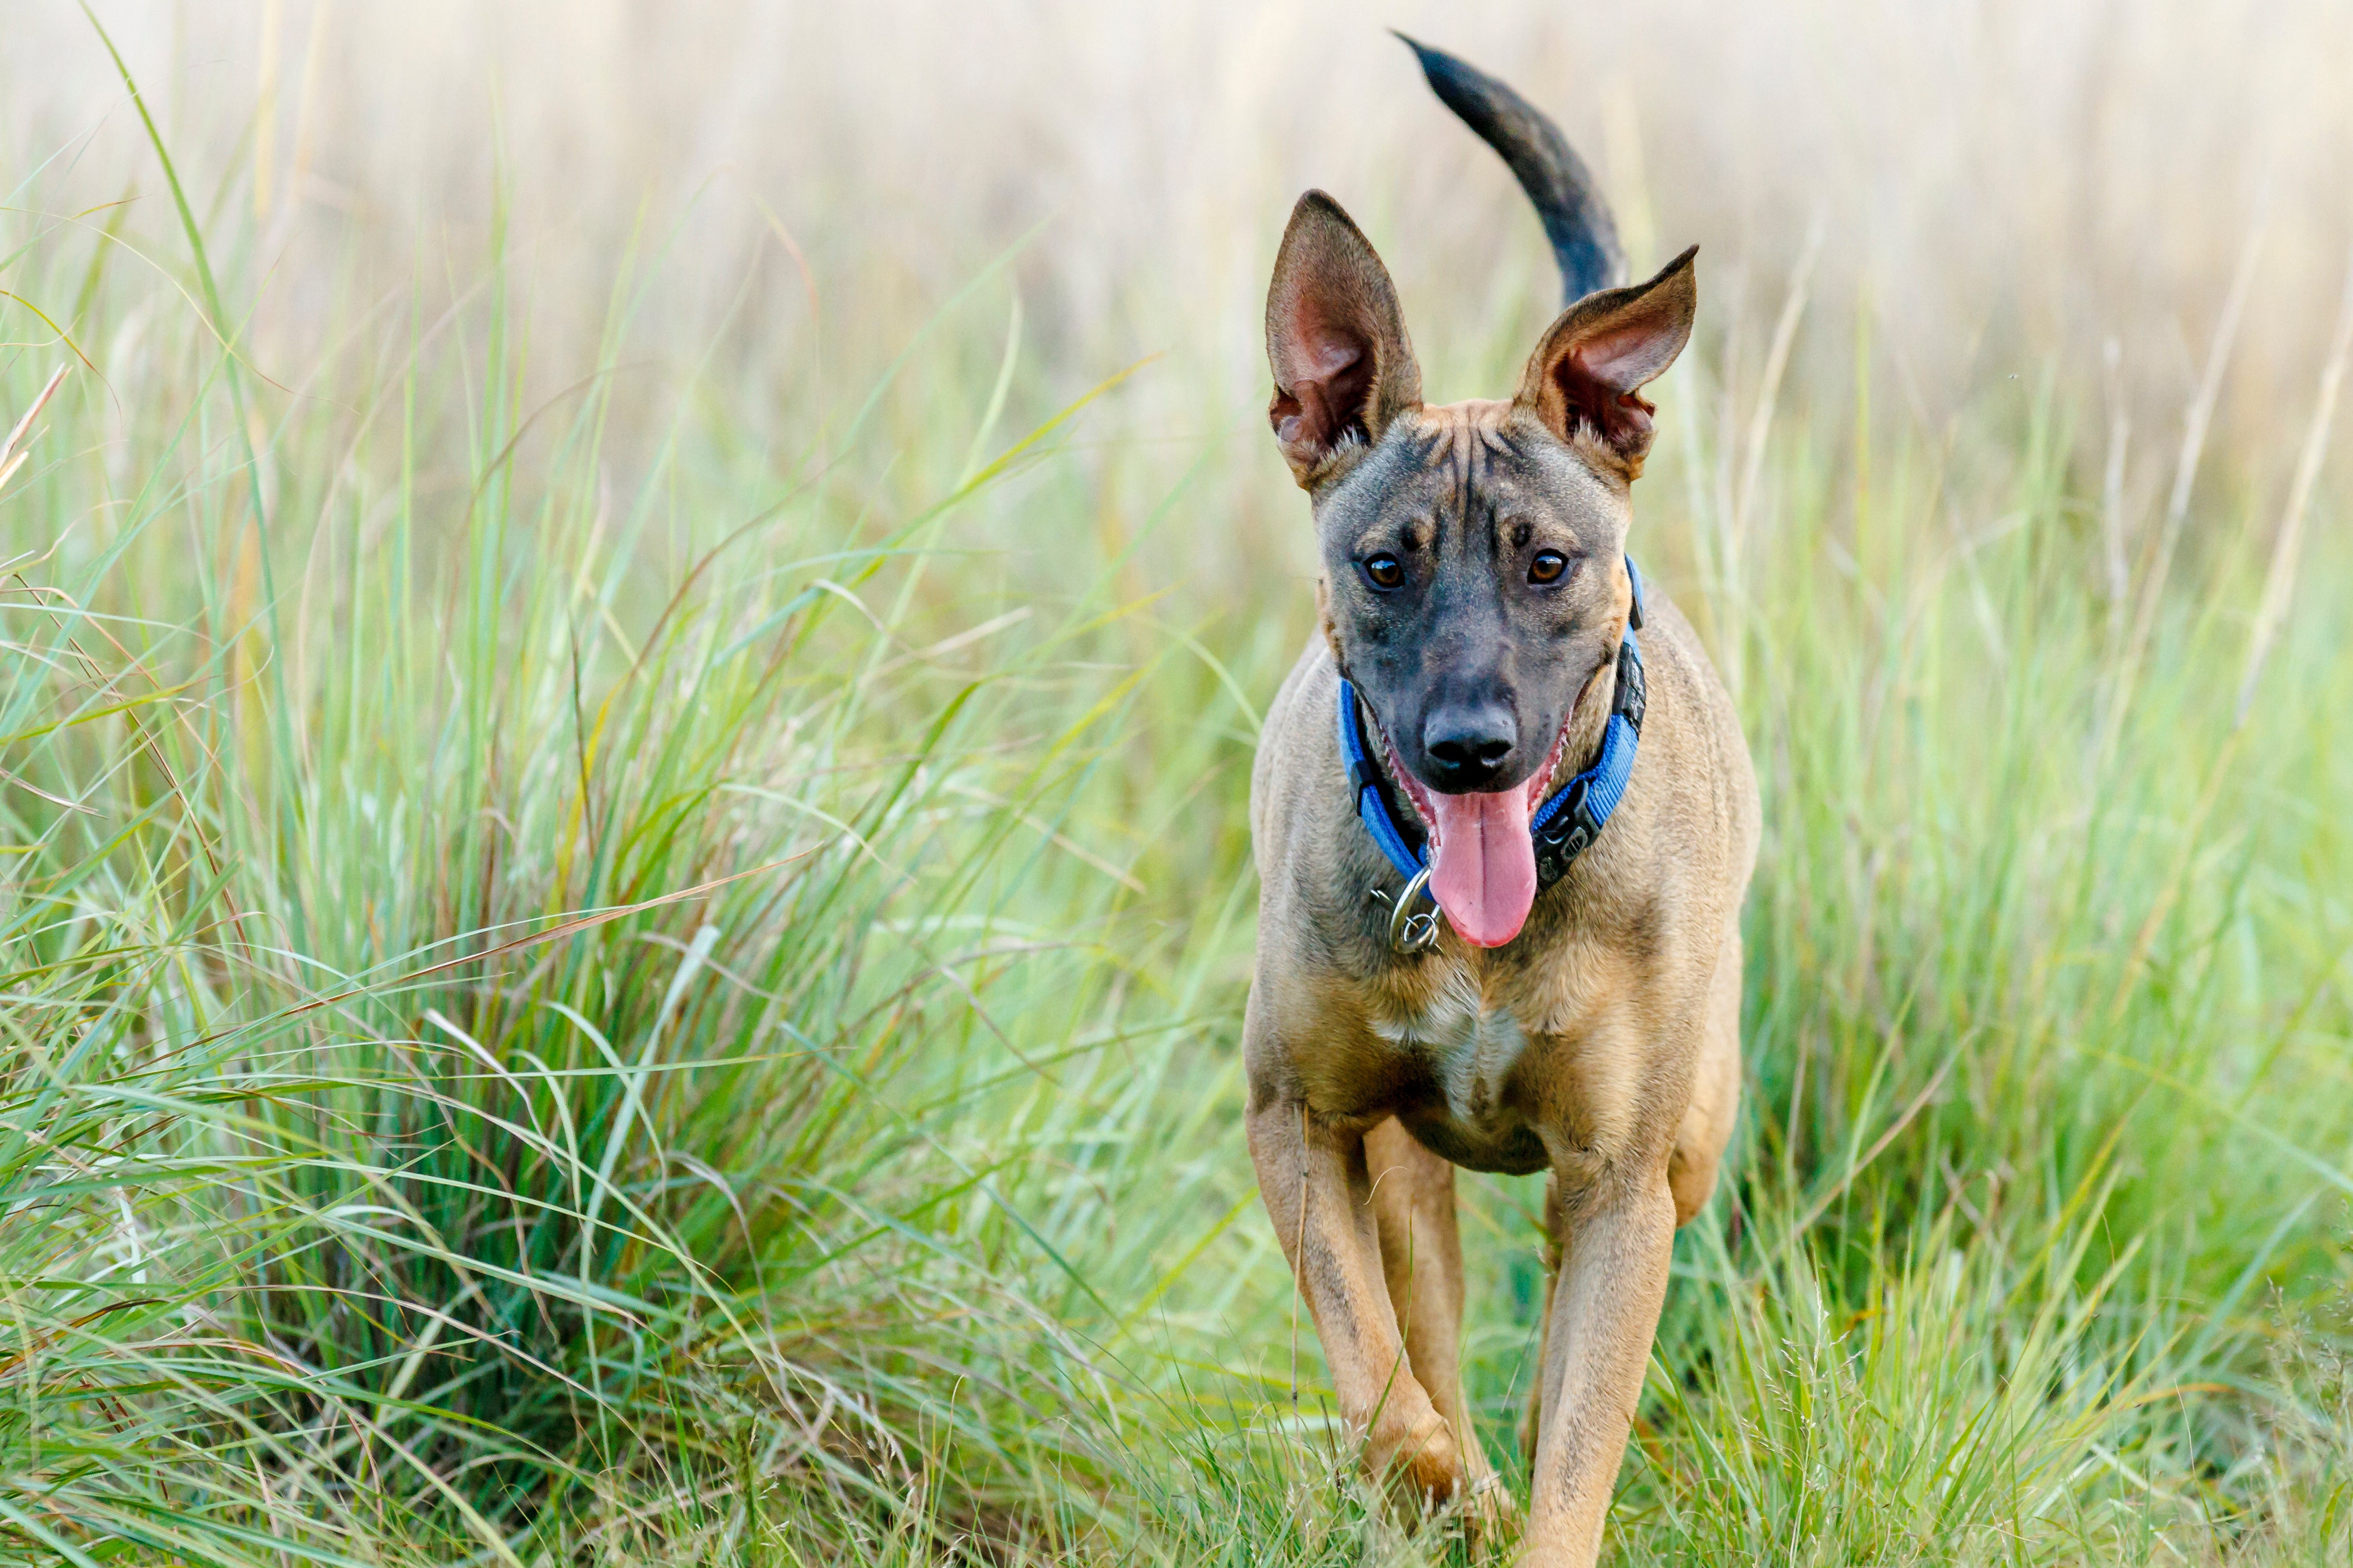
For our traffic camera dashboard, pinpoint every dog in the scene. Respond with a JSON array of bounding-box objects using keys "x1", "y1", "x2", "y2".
[{"x1": 1244, "y1": 37, "x2": 1759, "y2": 1565}]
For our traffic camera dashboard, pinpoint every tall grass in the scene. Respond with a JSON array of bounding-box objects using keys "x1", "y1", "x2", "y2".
[{"x1": 7, "y1": 4, "x2": 2353, "y2": 1564}]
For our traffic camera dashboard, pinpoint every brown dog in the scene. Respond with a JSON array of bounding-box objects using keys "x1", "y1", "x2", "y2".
[{"x1": 1244, "y1": 39, "x2": 1758, "y2": 1565}]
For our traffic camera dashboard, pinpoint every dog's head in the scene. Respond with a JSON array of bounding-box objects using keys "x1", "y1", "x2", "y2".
[{"x1": 1265, "y1": 43, "x2": 1695, "y2": 949}]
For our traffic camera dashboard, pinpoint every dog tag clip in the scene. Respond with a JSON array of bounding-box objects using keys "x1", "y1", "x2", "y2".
[{"x1": 1370, "y1": 867, "x2": 1443, "y2": 955}]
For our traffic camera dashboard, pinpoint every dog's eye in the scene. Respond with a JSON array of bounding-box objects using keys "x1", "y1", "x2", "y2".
[
  {"x1": 1361, "y1": 554, "x2": 1405, "y2": 590},
  {"x1": 1528, "y1": 550, "x2": 1568, "y2": 585}
]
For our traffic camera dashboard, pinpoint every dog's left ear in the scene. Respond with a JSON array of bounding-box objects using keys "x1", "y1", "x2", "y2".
[
  {"x1": 1516, "y1": 245, "x2": 1697, "y2": 474},
  {"x1": 1266, "y1": 191, "x2": 1424, "y2": 487}
]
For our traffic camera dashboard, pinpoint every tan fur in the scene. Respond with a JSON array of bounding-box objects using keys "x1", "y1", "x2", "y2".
[{"x1": 1246, "y1": 378, "x2": 1759, "y2": 1561}]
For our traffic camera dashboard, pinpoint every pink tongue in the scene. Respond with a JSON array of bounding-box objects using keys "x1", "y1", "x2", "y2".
[{"x1": 1427, "y1": 788, "x2": 1538, "y2": 948}]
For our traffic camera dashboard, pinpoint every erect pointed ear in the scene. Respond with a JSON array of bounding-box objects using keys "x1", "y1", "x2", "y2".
[
  {"x1": 1265, "y1": 191, "x2": 1423, "y2": 486},
  {"x1": 1516, "y1": 245, "x2": 1697, "y2": 473}
]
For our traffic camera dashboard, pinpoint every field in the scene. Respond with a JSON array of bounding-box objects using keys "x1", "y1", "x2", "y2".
[{"x1": 6, "y1": 3, "x2": 2353, "y2": 1563}]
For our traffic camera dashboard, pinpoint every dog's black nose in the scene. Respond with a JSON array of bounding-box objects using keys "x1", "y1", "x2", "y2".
[{"x1": 1422, "y1": 704, "x2": 1517, "y2": 790}]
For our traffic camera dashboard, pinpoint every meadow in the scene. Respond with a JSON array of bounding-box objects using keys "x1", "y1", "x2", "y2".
[{"x1": 5, "y1": 3, "x2": 2352, "y2": 1563}]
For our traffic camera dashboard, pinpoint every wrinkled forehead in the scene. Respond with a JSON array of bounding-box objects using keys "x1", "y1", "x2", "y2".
[
  {"x1": 1400, "y1": 398, "x2": 1520, "y2": 466},
  {"x1": 1317, "y1": 399, "x2": 1623, "y2": 537}
]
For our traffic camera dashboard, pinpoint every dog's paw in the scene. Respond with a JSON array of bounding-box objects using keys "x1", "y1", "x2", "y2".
[
  {"x1": 1369, "y1": 1409, "x2": 1465, "y2": 1505},
  {"x1": 1368, "y1": 1411, "x2": 1524, "y2": 1554}
]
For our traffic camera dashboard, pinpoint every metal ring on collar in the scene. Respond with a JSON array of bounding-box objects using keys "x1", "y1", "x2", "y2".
[{"x1": 1388, "y1": 867, "x2": 1441, "y2": 954}]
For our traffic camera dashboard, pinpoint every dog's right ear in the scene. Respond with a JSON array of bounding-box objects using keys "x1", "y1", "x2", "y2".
[{"x1": 1265, "y1": 192, "x2": 1422, "y2": 487}]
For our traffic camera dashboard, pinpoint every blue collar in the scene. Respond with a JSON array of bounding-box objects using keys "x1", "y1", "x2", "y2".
[{"x1": 1337, "y1": 556, "x2": 1649, "y2": 911}]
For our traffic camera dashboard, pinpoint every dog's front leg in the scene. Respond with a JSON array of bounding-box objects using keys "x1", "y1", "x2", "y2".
[
  {"x1": 1246, "y1": 1095, "x2": 1468, "y2": 1505},
  {"x1": 1522, "y1": 1161, "x2": 1677, "y2": 1566}
]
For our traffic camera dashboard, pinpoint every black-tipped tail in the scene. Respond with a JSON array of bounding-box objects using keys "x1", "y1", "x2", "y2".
[{"x1": 1397, "y1": 34, "x2": 1625, "y2": 305}]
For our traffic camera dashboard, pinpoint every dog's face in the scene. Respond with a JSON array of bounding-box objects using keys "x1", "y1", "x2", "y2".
[{"x1": 1266, "y1": 193, "x2": 1695, "y2": 945}]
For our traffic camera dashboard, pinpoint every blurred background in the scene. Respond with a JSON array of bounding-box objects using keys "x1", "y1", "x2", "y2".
[
  {"x1": 6, "y1": 4, "x2": 2353, "y2": 1565},
  {"x1": 15, "y1": 1, "x2": 2353, "y2": 535}
]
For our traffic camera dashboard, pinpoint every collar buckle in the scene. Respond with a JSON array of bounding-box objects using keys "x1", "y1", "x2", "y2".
[
  {"x1": 1533, "y1": 776, "x2": 1601, "y2": 887},
  {"x1": 1613, "y1": 639, "x2": 1647, "y2": 727}
]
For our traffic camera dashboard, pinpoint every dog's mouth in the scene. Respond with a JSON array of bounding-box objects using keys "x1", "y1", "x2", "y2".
[{"x1": 1364, "y1": 685, "x2": 1590, "y2": 950}]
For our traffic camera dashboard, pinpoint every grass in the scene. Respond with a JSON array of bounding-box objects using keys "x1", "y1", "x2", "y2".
[{"x1": 7, "y1": 7, "x2": 2353, "y2": 1564}]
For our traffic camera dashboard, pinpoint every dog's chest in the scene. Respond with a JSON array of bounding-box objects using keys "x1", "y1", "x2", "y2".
[{"x1": 1368, "y1": 965, "x2": 1535, "y2": 1126}]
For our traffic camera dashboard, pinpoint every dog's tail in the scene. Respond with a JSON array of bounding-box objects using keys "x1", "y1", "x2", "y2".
[{"x1": 1397, "y1": 34, "x2": 1625, "y2": 305}]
